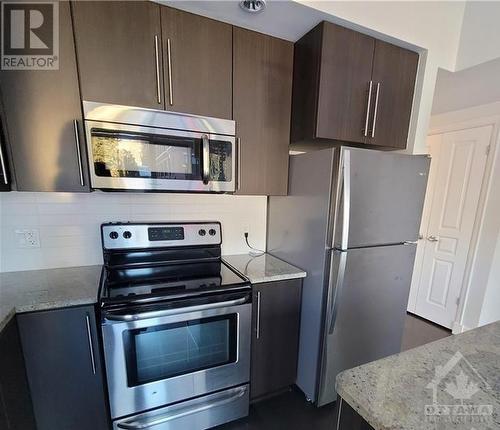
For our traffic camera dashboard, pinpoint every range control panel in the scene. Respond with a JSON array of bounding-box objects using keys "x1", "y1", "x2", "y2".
[{"x1": 102, "y1": 222, "x2": 222, "y2": 250}]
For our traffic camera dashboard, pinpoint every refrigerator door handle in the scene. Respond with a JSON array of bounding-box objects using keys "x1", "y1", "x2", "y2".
[
  {"x1": 338, "y1": 150, "x2": 351, "y2": 250},
  {"x1": 328, "y1": 250, "x2": 347, "y2": 335}
]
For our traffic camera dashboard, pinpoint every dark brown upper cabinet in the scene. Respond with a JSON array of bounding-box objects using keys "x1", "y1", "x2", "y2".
[
  {"x1": 72, "y1": 1, "x2": 163, "y2": 109},
  {"x1": 369, "y1": 40, "x2": 419, "y2": 148},
  {"x1": 161, "y1": 6, "x2": 232, "y2": 119},
  {"x1": 0, "y1": 102, "x2": 11, "y2": 192},
  {"x1": 0, "y1": 1, "x2": 89, "y2": 192},
  {"x1": 233, "y1": 27, "x2": 293, "y2": 195},
  {"x1": 291, "y1": 21, "x2": 418, "y2": 150}
]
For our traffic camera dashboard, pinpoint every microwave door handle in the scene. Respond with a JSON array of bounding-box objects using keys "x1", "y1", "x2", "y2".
[
  {"x1": 202, "y1": 134, "x2": 210, "y2": 185},
  {"x1": 104, "y1": 296, "x2": 248, "y2": 322}
]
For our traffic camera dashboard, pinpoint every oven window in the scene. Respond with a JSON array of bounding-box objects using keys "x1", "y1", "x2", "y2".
[
  {"x1": 123, "y1": 315, "x2": 237, "y2": 387},
  {"x1": 91, "y1": 129, "x2": 201, "y2": 180}
]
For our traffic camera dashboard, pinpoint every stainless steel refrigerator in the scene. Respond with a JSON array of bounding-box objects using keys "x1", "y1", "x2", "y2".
[{"x1": 267, "y1": 146, "x2": 430, "y2": 406}]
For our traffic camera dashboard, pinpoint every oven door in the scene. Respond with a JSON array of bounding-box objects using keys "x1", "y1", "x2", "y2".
[
  {"x1": 102, "y1": 292, "x2": 251, "y2": 419},
  {"x1": 85, "y1": 121, "x2": 236, "y2": 192}
]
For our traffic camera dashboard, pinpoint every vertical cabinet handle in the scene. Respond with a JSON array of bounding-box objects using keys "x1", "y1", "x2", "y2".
[
  {"x1": 256, "y1": 291, "x2": 261, "y2": 339},
  {"x1": 154, "y1": 35, "x2": 162, "y2": 105},
  {"x1": 363, "y1": 81, "x2": 373, "y2": 137},
  {"x1": 85, "y1": 314, "x2": 97, "y2": 375},
  {"x1": 0, "y1": 140, "x2": 8, "y2": 185},
  {"x1": 166, "y1": 38, "x2": 173, "y2": 106},
  {"x1": 73, "y1": 120, "x2": 84, "y2": 187},
  {"x1": 371, "y1": 83, "x2": 381, "y2": 138}
]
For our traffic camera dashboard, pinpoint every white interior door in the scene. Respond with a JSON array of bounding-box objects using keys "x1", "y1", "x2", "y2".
[{"x1": 412, "y1": 125, "x2": 492, "y2": 328}]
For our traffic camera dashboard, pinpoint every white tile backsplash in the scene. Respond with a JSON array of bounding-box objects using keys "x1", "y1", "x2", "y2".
[{"x1": 0, "y1": 192, "x2": 267, "y2": 272}]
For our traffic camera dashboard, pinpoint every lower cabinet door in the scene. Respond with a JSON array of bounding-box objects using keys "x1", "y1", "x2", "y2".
[
  {"x1": 17, "y1": 305, "x2": 109, "y2": 430},
  {"x1": 0, "y1": 317, "x2": 36, "y2": 430},
  {"x1": 251, "y1": 279, "x2": 302, "y2": 400}
]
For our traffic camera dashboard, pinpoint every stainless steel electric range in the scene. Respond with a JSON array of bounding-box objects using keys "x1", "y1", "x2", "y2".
[{"x1": 98, "y1": 222, "x2": 251, "y2": 430}]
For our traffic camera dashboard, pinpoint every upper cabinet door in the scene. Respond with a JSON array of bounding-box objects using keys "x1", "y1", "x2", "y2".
[
  {"x1": 234, "y1": 27, "x2": 293, "y2": 195},
  {"x1": 316, "y1": 22, "x2": 375, "y2": 144},
  {"x1": 367, "y1": 41, "x2": 419, "y2": 149},
  {"x1": 72, "y1": 1, "x2": 163, "y2": 109},
  {"x1": 161, "y1": 7, "x2": 232, "y2": 119},
  {"x1": 0, "y1": 2, "x2": 89, "y2": 192}
]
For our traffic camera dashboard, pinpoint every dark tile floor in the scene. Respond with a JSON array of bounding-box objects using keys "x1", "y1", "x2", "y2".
[{"x1": 217, "y1": 314, "x2": 451, "y2": 430}]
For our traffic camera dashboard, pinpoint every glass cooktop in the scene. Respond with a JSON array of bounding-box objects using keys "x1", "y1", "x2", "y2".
[{"x1": 100, "y1": 260, "x2": 249, "y2": 306}]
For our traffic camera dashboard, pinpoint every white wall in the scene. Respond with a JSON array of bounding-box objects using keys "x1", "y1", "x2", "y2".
[
  {"x1": 432, "y1": 58, "x2": 500, "y2": 115},
  {"x1": 479, "y1": 231, "x2": 500, "y2": 326},
  {"x1": 456, "y1": 1, "x2": 500, "y2": 71},
  {"x1": 0, "y1": 192, "x2": 267, "y2": 273}
]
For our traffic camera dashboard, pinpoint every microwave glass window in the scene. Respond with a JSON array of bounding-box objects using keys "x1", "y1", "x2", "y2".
[
  {"x1": 91, "y1": 130, "x2": 201, "y2": 180},
  {"x1": 209, "y1": 140, "x2": 232, "y2": 182},
  {"x1": 124, "y1": 315, "x2": 237, "y2": 387}
]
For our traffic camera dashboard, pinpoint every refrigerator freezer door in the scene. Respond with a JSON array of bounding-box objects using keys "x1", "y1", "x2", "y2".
[
  {"x1": 334, "y1": 148, "x2": 430, "y2": 249},
  {"x1": 317, "y1": 244, "x2": 416, "y2": 406}
]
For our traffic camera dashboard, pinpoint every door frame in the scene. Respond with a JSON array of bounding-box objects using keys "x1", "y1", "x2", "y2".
[{"x1": 408, "y1": 113, "x2": 500, "y2": 333}]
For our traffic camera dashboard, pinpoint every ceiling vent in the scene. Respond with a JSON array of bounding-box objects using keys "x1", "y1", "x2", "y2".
[{"x1": 239, "y1": 0, "x2": 267, "y2": 14}]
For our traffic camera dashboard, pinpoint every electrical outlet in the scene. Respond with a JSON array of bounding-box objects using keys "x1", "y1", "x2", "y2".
[{"x1": 15, "y1": 229, "x2": 41, "y2": 248}]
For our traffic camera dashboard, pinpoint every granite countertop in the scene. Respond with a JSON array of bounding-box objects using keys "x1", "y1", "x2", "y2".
[
  {"x1": 222, "y1": 253, "x2": 306, "y2": 284},
  {"x1": 0, "y1": 265, "x2": 102, "y2": 331},
  {"x1": 336, "y1": 321, "x2": 500, "y2": 430}
]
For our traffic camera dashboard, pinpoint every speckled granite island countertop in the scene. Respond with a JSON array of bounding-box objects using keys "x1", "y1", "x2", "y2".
[
  {"x1": 0, "y1": 265, "x2": 102, "y2": 331},
  {"x1": 336, "y1": 321, "x2": 500, "y2": 430},
  {"x1": 222, "y1": 253, "x2": 306, "y2": 284}
]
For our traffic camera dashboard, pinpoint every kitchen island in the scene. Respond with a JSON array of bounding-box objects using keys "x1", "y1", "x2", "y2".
[{"x1": 335, "y1": 321, "x2": 500, "y2": 430}]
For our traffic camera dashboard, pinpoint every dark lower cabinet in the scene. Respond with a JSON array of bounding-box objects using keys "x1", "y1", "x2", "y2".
[
  {"x1": 0, "y1": 317, "x2": 36, "y2": 430},
  {"x1": 251, "y1": 279, "x2": 302, "y2": 400},
  {"x1": 17, "y1": 305, "x2": 109, "y2": 430},
  {"x1": 0, "y1": 1, "x2": 89, "y2": 192}
]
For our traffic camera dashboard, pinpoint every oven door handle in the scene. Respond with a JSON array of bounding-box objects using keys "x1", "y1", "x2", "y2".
[
  {"x1": 116, "y1": 386, "x2": 247, "y2": 429},
  {"x1": 202, "y1": 134, "x2": 210, "y2": 185},
  {"x1": 104, "y1": 297, "x2": 248, "y2": 322}
]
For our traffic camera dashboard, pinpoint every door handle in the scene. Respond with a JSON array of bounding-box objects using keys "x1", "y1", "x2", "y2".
[
  {"x1": 154, "y1": 35, "x2": 162, "y2": 105},
  {"x1": 116, "y1": 386, "x2": 247, "y2": 429},
  {"x1": 166, "y1": 38, "x2": 173, "y2": 106},
  {"x1": 0, "y1": 137, "x2": 8, "y2": 185},
  {"x1": 363, "y1": 81, "x2": 373, "y2": 137},
  {"x1": 328, "y1": 250, "x2": 347, "y2": 335},
  {"x1": 104, "y1": 297, "x2": 247, "y2": 322},
  {"x1": 371, "y1": 82, "x2": 381, "y2": 138},
  {"x1": 427, "y1": 235, "x2": 439, "y2": 242},
  {"x1": 85, "y1": 314, "x2": 97, "y2": 375},
  {"x1": 237, "y1": 137, "x2": 242, "y2": 191},
  {"x1": 73, "y1": 120, "x2": 84, "y2": 186},
  {"x1": 256, "y1": 290, "x2": 261, "y2": 339},
  {"x1": 202, "y1": 134, "x2": 210, "y2": 185}
]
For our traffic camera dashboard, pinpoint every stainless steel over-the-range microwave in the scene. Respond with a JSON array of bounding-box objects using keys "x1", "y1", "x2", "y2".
[{"x1": 83, "y1": 101, "x2": 238, "y2": 192}]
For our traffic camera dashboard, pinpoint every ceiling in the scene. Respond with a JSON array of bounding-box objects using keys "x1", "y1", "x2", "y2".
[{"x1": 157, "y1": 0, "x2": 421, "y2": 50}]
